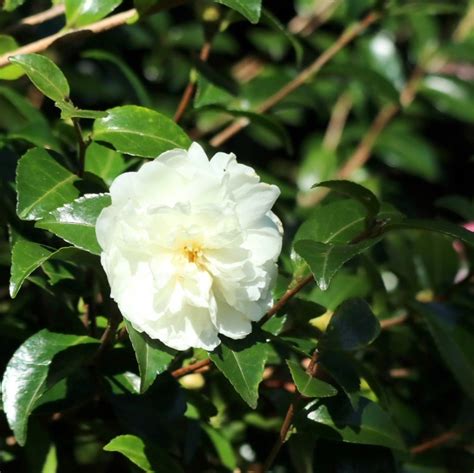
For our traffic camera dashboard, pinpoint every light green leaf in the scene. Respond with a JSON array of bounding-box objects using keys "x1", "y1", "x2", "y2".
[
  {"x1": 65, "y1": 0, "x2": 123, "y2": 28},
  {"x1": 93, "y1": 105, "x2": 191, "y2": 157},
  {"x1": 126, "y1": 321, "x2": 176, "y2": 394},
  {"x1": 319, "y1": 299, "x2": 381, "y2": 352},
  {"x1": 0, "y1": 35, "x2": 24, "y2": 80},
  {"x1": 287, "y1": 360, "x2": 337, "y2": 398},
  {"x1": 36, "y1": 194, "x2": 111, "y2": 255},
  {"x1": 303, "y1": 396, "x2": 406, "y2": 451},
  {"x1": 16, "y1": 148, "x2": 79, "y2": 221},
  {"x1": 104, "y1": 434, "x2": 184, "y2": 472},
  {"x1": 2, "y1": 0, "x2": 25, "y2": 11},
  {"x1": 2, "y1": 330, "x2": 98, "y2": 446},
  {"x1": 10, "y1": 54, "x2": 70, "y2": 102},
  {"x1": 210, "y1": 333, "x2": 269, "y2": 408},
  {"x1": 85, "y1": 142, "x2": 128, "y2": 186},
  {"x1": 215, "y1": 0, "x2": 262, "y2": 23}
]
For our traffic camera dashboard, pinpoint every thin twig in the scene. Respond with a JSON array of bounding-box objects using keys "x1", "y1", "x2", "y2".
[
  {"x1": 0, "y1": 0, "x2": 186, "y2": 69},
  {"x1": 171, "y1": 358, "x2": 211, "y2": 378},
  {"x1": 209, "y1": 11, "x2": 381, "y2": 148},
  {"x1": 5, "y1": 4, "x2": 65, "y2": 33},
  {"x1": 174, "y1": 40, "x2": 212, "y2": 123},
  {"x1": 322, "y1": 90, "x2": 353, "y2": 152},
  {"x1": 410, "y1": 428, "x2": 470, "y2": 454}
]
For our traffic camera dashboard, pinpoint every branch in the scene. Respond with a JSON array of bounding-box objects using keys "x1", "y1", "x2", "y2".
[
  {"x1": 6, "y1": 4, "x2": 65, "y2": 33},
  {"x1": 410, "y1": 428, "x2": 470, "y2": 454},
  {"x1": 0, "y1": 0, "x2": 186, "y2": 69},
  {"x1": 174, "y1": 40, "x2": 212, "y2": 123},
  {"x1": 209, "y1": 11, "x2": 381, "y2": 148}
]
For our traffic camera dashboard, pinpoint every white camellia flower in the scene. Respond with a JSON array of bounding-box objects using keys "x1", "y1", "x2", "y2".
[{"x1": 96, "y1": 142, "x2": 283, "y2": 351}]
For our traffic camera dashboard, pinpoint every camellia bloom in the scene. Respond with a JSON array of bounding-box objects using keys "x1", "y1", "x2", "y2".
[{"x1": 96, "y1": 143, "x2": 283, "y2": 351}]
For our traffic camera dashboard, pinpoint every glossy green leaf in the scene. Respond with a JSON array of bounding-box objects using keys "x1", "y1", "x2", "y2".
[
  {"x1": 16, "y1": 148, "x2": 79, "y2": 221},
  {"x1": 36, "y1": 194, "x2": 111, "y2": 255},
  {"x1": 314, "y1": 180, "x2": 380, "y2": 224},
  {"x1": 93, "y1": 105, "x2": 191, "y2": 157},
  {"x1": 65, "y1": 0, "x2": 123, "y2": 28},
  {"x1": 412, "y1": 302, "x2": 474, "y2": 400},
  {"x1": 0, "y1": 35, "x2": 24, "y2": 80},
  {"x1": 287, "y1": 360, "x2": 337, "y2": 398},
  {"x1": 210, "y1": 333, "x2": 269, "y2": 408},
  {"x1": 320, "y1": 299, "x2": 381, "y2": 352},
  {"x1": 215, "y1": 0, "x2": 262, "y2": 23},
  {"x1": 10, "y1": 54, "x2": 70, "y2": 102},
  {"x1": 9, "y1": 235, "x2": 78, "y2": 298},
  {"x1": 125, "y1": 321, "x2": 176, "y2": 394},
  {"x1": 303, "y1": 396, "x2": 406, "y2": 451},
  {"x1": 2, "y1": 330, "x2": 98, "y2": 446},
  {"x1": 85, "y1": 142, "x2": 128, "y2": 186},
  {"x1": 104, "y1": 434, "x2": 184, "y2": 472},
  {"x1": 82, "y1": 49, "x2": 152, "y2": 107}
]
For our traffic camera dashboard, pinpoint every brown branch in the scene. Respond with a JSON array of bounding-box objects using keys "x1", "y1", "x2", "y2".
[
  {"x1": 380, "y1": 313, "x2": 408, "y2": 330},
  {"x1": 5, "y1": 4, "x2": 65, "y2": 33},
  {"x1": 410, "y1": 429, "x2": 468, "y2": 454},
  {"x1": 322, "y1": 90, "x2": 353, "y2": 152},
  {"x1": 0, "y1": 0, "x2": 186, "y2": 69},
  {"x1": 171, "y1": 358, "x2": 211, "y2": 378},
  {"x1": 174, "y1": 40, "x2": 212, "y2": 123},
  {"x1": 209, "y1": 11, "x2": 381, "y2": 148}
]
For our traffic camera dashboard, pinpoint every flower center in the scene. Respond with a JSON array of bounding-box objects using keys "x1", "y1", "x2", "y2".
[{"x1": 183, "y1": 244, "x2": 203, "y2": 264}]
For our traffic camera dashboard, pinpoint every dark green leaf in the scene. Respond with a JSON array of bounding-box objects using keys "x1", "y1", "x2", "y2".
[
  {"x1": 320, "y1": 299, "x2": 381, "y2": 352},
  {"x1": 16, "y1": 148, "x2": 79, "y2": 221},
  {"x1": 412, "y1": 302, "x2": 474, "y2": 400},
  {"x1": 201, "y1": 424, "x2": 238, "y2": 470},
  {"x1": 210, "y1": 333, "x2": 269, "y2": 408},
  {"x1": 104, "y1": 434, "x2": 184, "y2": 472},
  {"x1": 65, "y1": 0, "x2": 123, "y2": 28},
  {"x1": 36, "y1": 194, "x2": 111, "y2": 255},
  {"x1": 2, "y1": 330, "x2": 98, "y2": 445},
  {"x1": 215, "y1": 0, "x2": 262, "y2": 23},
  {"x1": 10, "y1": 54, "x2": 70, "y2": 102},
  {"x1": 314, "y1": 180, "x2": 380, "y2": 224},
  {"x1": 195, "y1": 76, "x2": 236, "y2": 108},
  {"x1": 93, "y1": 105, "x2": 191, "y2": 157},
  {"x1": 303, "y1": 396, "x2": 406, "y2": 451},
  {"x1": 436, "y1": 195, "x2": 474, "y2": 221},
  {"x1": 125, "y1": 321, "x2": 176, "y2": 394},
  {"x1": 287, "y1": 360, "x2": 337, "y2": 398},
  {"x1": 384, "y1": 218, "x2": 474, "y2": 246}
]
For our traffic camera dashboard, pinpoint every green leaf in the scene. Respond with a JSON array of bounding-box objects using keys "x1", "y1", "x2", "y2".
[
  {"x1": 2, "y1": 330, "x2": 98, "y2": 446},
  {"x1": 93, "y1": 105, "x2": 191, "y2": 157},
  {"x1": 286, "y1": 360, "x2": 337, "y2": 398},
  {"x1": 319, "y1": 299, "x2": 381, "y2": 352},
  {"x1": 210, "y1": 333, "x2": 269, "y2": 408},
  {"x1": 36, "y1": 194, "x2": 111, "y2": 255},
  {"x1": 82, "y1": 49, "x2": 152, "y2": 107},
  {"x1": 0, "y1": 35, "x2": 24, "y2": 80},
  {"x1": 384, "y1": 218, "x2": 474, "y2": 246},
  {"x1": 436, "y1": 195, "x2": 474, "y2": 221},
  {"x1": 2, "y1": 0, "x2": 25, "y2": 11},
  {"x1": 16, "y1": 148, "x2": 79, "y2": 221},
  {"x1": 125, "y1": 321, "x2": 176, "y2": 394},
  {"x1": 85, "y1": 142, "x2": 128, "y2": 186},
  {"x1": 201, "y1": 424, "x2": 238, "y2": 470},
  {"x1": 104, "y1": 434, "x2": 184, "y2": 472},
  {"x1": 313, "y1": 180, "x2": 380, "y2": 225},
  {"x1": 294, "y1": 238, "x2": 379, "y2": 291},
  {"x1": 215, "y1": 0, "x2": 262, "y2": 23},
  {"x1": 303, "y1": 396, "x2": 406, "y2": 451},
  {"x1": 412, "y1": 302, "x2": 474, "y2": 400},
  {"x1": 10, "y1": 54, "x2": 70, "y2": 102},
  {"x1": 65, "y1": 0, "x2": 123, "y2": 28},
  {"x1": 195, "y1": 76, "x2": 236, "y2": 108},
  {"x1": 9, "y1": 235, "x2": 79, "y2": 298}
]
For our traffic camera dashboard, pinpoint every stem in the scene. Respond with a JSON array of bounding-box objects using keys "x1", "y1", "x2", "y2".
[
  {"x1": 0, "y1": 0, "x2": 187, "y2": 69},
  {"x1": 5, "y1": 4, "x2": 65, "y2": 33},
  {"x1": 174, "y1": 40, "x2": 212, "y2": 123},
  {"x1": 72, "y1": 118, "x2": 87, "y2": 177},
  {"x1": 171, "y1": 358, "x2": 211, "y2": 378},
  {"x1": 410, "y1": 428, "x2": 468, "y2": 454},
  {"x1": 209, "y1": 11, "x2": 380, "y2": 147}
]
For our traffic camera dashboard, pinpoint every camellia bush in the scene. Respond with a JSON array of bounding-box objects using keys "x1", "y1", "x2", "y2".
[{"x1": 0, "y1": 0, "x2": 473, "y2": 472}]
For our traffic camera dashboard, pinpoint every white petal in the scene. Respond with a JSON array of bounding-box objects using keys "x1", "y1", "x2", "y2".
[{"x1": 243, "y1": 213, "x2": 283, "y2": 264}]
